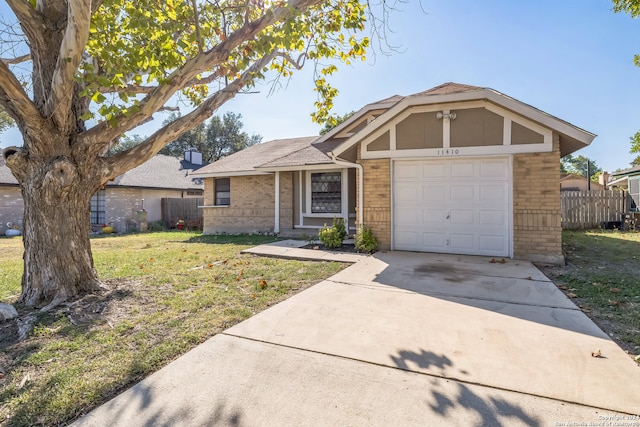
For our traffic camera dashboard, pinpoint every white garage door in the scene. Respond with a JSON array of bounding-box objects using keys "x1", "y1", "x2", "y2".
[{"x1": 393, "y1": 157, "x2": 510, "y2": 256}]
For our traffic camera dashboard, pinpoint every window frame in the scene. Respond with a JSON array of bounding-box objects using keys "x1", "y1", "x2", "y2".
[
  {"x1": 306, "y1": 170, "x2": 343, "y2": 215},
  {"x1": 214, "y1": 178, "x2": 231, "y2": 206},
  {"x1": 90, "y1": 189, "x2": 106, "y2": 225}
]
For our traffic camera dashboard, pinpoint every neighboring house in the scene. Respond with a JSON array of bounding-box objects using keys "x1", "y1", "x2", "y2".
[
  {"x1": 560, "y1": 173, "x2": 604, "y2": 192},
  {"x1": 0, "y1": 157, "x2": 23, "y2": 235},
  {"x1": 609, "y1": 166, "x2": 640, "y2": 211},
  {"x1": 192, "y1": 82, "x2": 596, "y2": 264},
  {"x1": 0, "y1": 153, "x2": 205, "y2": 234}
]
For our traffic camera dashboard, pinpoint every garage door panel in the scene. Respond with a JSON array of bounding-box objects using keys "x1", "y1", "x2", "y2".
[
  {"x1": 450, "y1": 185, "x2": 474, "y2": 201},
  {"x1": 423, "y1": 209, "x2": 448, "y2": 225},
  {"x1": 423, "y1": 184, "x2": 447, "y2": 202},
  {"x1": 450, "y1": 162, "x2": 475, "y2": 178},
  {"x1": 421, "y1": 232, "x2": 448, "y2": 250},
  {"x1": 449, "y1": 233, "x2": 476, "y2": 251},
  {"x1": 396, "y1": 164, "x2": 421, "y2": 179},
  {"x1": 394, "y1": 158, "x2": 510, "y2": 257},
  {"x1": 395, "y1": 185, "x2": 419, "y2": 203},
  {"x1": 422, "y1": 163, "x2": 448, "y2": 179},
  {"x1": 479, "y1": 210, "x2": 506, "y2": 226},
  {"x1": 479, "y1": 184, "x2": 507, "y2": 203},
  {"x1": 449, "y1": 209, "x2": 475, "y2": 226}
]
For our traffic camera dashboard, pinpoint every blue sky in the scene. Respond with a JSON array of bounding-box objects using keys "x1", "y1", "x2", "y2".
[{"x1": 2, "y1": 0, "x2": 640, "y2": 173}]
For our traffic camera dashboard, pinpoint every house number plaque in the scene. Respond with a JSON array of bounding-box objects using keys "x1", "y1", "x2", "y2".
[{"x1": 435, "y1": 149, "x2": 460, "y2": 156}]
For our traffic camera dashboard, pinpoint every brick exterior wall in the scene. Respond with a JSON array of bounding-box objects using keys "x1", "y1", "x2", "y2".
[
  {"x1": 203, "y1": 174, "x2": 294, "y2": 234},
  {"x1": 357, "y1": 159, "x2": 392, "y2": 250},
  {"x1": 104, "y1": 188, "x2": 143, "y2": 233},
  {"x1": 512, "y1": 135, "x2": 563, "y2": 263},
  {"x1": 0, "y1": 186, "x2": 24, "y2": 234}
]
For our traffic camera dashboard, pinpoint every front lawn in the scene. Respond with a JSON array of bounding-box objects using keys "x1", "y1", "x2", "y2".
[
  {"x1": 540, "y1": 230, "x2": 640, "y2": 355},
  {"x1": 0, "y1": 232, "x2": 347, "y2": 426}
]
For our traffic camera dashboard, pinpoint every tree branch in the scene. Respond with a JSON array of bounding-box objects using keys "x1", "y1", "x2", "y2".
[
  {"x1": 0, "y1": 60, "x2": 46, "y2": 130},
  {"x1": 46, "y1": 0, "x2": 92, "y2": 133},
  {"x1": 5, "y1": 0, "x2": 46, "y2": 46},
  {"x1": 0, "y1": 54, "x2": 31, "y2": 65},
  {"x1": 276, "y1": 51, "x2": 307, "y2": 69},
  {"x1": 78, "y1": 0, "x2": 322, "y2": 149},
  {"x1": 191, "y1": 0, "x2": 204, "y2": 53},
  {"x1": 101, "y1": 50, "x2": 277, "y2": 180}
]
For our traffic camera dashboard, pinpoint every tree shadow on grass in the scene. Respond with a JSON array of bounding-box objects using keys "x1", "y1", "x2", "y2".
[{"x1": 390, "y1": 348, "x2": 541, "y2": 427}]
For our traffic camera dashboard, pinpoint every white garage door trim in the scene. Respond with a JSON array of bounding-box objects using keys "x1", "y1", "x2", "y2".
[{"x1": 391, "y1": 156, "x2": 513, "y2": 257}]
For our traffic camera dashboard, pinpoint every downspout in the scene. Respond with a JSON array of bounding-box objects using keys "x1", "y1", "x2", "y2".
[
  {"x1": 329, "y1": 152, "x2": 364, "y2": 229},
  {"x1": 274, "y1": 171, "x2": 280, "y2": 234}
]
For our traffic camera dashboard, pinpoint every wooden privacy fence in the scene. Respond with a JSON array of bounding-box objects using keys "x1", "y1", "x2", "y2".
[
  {"x1": 561, "y1": 190, "x2": 628, "y2": 230},
  {"x1": 161, "y1": 197, "x2": 204, "y2": 228}
]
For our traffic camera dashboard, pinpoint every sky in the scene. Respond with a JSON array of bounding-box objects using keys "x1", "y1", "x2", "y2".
[{"x1": 1, "y1": 0, "x2": 640, "y2": 173}]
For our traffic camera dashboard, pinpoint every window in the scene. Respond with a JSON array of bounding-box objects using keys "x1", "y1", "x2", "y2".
[
  {"x1": 629, "y1": 177, "x2": 640, "y2": 211},
  {"x1": 215, "y1": 178, "x2": 230, "y2": 206},
  {"x1": 90, "y1": 190, "x2": 106, "y2": 225},
  {"x1": 311, "y1": 172, "x2": 341, "y2": 213}
]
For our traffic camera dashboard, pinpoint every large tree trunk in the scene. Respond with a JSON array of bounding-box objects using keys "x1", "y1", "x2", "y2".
[{"x1": 17, "y1": 156, "x2": 103, "y2": 310}]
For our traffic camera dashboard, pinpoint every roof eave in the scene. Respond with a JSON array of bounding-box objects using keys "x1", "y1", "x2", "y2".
[
  {"x1": 256, "y1": 162, "x2": 341, "y2": 172},
  {"x1": 190, "y1": 170, "x2": 274, "y2": 178},
  {"x1": 316, "y1": 100, "x2": 401, "y2": 144}
]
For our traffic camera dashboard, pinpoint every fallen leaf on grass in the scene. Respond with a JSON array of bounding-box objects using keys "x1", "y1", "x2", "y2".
[
  {"x1": 592, "y1": 282, "x2": 601, "y2": 287},
  {"x1": 567, "y1": 292, "x2": 578, "y2": 298},
  {"x1": 259, "y1": 279, "x2": 267, "y2": 289},
  {"x1": 18, "y1": 373, "x2": 30, "y2": 389},
  {"x1": 149, "y1": 258, "x2": 155, "y2": 262},
  {"x1": 609, "y1": 300, "x2": 621, "y2": 307},
  {"x1": 610, "y1": 288, "x2": 620, "y2": 294},
  {"x1": 558, "y1": 285, "x2": 568, "y2": 290}
]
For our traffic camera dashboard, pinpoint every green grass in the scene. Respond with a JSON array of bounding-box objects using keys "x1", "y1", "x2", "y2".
[
  {"x1": 541, "y1": 230, "x2": 640, "y2": 350},
  {"x1": 0, "y1": 232, "x2": 347, "y2": 426}
]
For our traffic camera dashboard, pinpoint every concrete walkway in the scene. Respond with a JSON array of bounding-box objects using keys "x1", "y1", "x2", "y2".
[
  {"x1": 240, "y1": 239, "x2": 367, "y2": 263},
  {"x1": 74, "y1": 248, "x2": 640, "y2": 426}
]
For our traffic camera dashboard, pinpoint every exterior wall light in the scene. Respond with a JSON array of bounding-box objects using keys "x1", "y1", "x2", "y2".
[{"x1": 436, "y1": 111, "x2": 457, "y2": 120}]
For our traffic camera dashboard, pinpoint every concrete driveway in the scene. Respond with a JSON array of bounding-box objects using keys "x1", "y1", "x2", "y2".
[{"x1": 75, "y1": 251, "x2": 640, "y2": 426}]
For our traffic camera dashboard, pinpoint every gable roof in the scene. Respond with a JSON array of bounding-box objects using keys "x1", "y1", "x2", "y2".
[
  {"x1": 191, "y1": 137, "x2": 318, "y2": 177},
  {"x1": 0, "y1": 157, "x2": 18, "y2": 185},
  {"x1": 331, "y1": 82, "x2": 596, "y2": 158},
  {"x1": 0, "y1": 154, "x2": 204, "y2": 190},
  {"x1": 108, "y1": 154, "x2": 205, "y2": 190},
  {"x1": 189, "y1": 82, "x2": 597, "y2": 176},
  {"x1": 411, "y1": 82, "x2": 486, "y2": 96},
  {"x1": 611, "y1": 165, "x2": 640, "y2": 178}
]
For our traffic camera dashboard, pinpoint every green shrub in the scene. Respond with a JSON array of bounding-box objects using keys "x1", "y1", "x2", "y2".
[
  {"x1": 318, "y1": 223, "x2": 343, "y2": 248},
  {"x1": 332, "y1": 217, "x2": 347, "y2": 240},
  {"x1": 355, "y1": 226, "x2": 378, "y2": 254}
]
